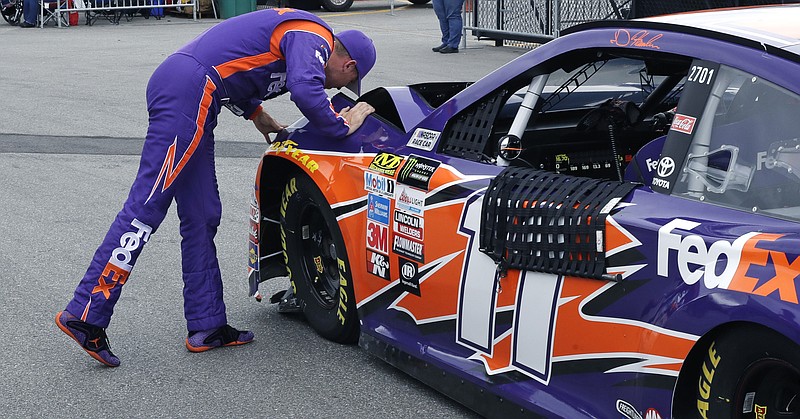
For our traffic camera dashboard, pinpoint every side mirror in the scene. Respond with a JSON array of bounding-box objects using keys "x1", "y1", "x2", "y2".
[{"x1": 497, "y1": 134, "x2": 522, "y2": 165}]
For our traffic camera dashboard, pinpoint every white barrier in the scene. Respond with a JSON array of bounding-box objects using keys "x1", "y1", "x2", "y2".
[{"x1": 39, "y1": 0, "x2": 200, "y2": 27}]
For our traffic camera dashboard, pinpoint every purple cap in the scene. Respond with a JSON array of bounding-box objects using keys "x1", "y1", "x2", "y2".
[{"x1": 335, "y1": 30, "x2": 376, "y2": 96}]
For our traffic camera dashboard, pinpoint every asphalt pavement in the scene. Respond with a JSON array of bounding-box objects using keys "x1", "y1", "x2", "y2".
[{"x1": 0, "y1": 3, "x2": 527, "y2": 417}]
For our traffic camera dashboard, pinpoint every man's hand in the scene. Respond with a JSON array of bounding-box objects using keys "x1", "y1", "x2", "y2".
[
  {"x1": 252, "y1": 108, "x2": 288, "y2": 142},
  {"x1": 339, "y1": 102, "x2": 375, "y2": 135}
]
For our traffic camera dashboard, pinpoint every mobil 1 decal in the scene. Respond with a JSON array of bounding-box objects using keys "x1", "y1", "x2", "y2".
[
  {"x1": 398, "y1": 257, "x2": 421, "y2": 296},
  {"x1": 397, "y1": 154, "x2": 440, "y2": 190},
  {"x1": 651, "y1": 59, "x2": 720, "y2": 194}
]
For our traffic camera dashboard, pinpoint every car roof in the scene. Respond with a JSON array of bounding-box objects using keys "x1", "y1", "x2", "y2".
[{"x1": 563, "y1": 5, "x2": 800, "y2": 57}]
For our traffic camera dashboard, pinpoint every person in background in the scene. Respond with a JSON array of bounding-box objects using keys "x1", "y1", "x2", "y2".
[
  {"x1": 432, "y1": 0, "x2": 466, "y2": 53},
  {"x1": 55, "y1": 7, "x2": 376, "y2": 367}
]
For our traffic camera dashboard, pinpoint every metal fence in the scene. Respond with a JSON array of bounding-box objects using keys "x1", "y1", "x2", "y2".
[
  {"x1": 465, "y1": 0, "x2": 800, "y2": 45},
  {"x1": 39, "y1": 0, "x2": 200, "y2": 27}
]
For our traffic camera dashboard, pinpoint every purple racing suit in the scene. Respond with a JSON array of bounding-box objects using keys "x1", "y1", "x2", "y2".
[{"x1": 65, "y1": 8, "x2": 349, "y2": 332}]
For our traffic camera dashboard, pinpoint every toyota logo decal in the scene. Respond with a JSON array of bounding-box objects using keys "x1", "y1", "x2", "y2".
[{"x1": 657, "y1": 157, "x2": 676, "y2": 178}]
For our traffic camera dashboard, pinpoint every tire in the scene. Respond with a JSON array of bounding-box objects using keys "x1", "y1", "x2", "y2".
[
  {"x1": 688, "y1": 325, "x2": 800, "y2": 419},
  {"x1": 408, "y1": 0, "x2": 430, "y2": 4},
  {"x1": 280, "y1": 175, "x2": 359, "y2": 344},
  {"x1": 1, "y1": 1, "x2": 22, "y2": 25},
  {"x1": 320, "y1": 0, "x2": 352, "y2": 12}
]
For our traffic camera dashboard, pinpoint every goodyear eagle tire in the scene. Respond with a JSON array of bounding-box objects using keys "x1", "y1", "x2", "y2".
[
  {"x1": 280, "y1": 175, "x2": 359, "y2": 344},
  {"x1": 688, "y1": 325, "x2": 800, "y2": 419}
]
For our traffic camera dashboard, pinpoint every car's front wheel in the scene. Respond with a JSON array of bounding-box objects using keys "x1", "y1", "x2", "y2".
[
  {"x1": 280, "y1": 175, "x2": 359, "y2": 344},
  {"x1": 687, "y1": 325, "x2": 800, "y2": 419}
]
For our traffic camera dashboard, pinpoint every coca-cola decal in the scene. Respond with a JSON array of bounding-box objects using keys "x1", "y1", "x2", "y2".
[{"x1": 670, "y1": 114, "x2": 697, "y2": 135}]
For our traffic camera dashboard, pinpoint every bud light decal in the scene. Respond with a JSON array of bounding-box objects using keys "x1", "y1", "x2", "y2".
[{"x1": 651, "y1": 59, "x2": 720, "y2": 195}]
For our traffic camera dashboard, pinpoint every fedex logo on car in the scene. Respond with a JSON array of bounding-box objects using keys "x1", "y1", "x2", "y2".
[{"x1": 658, "y1": 219, "x2": 799, "y2": 304}]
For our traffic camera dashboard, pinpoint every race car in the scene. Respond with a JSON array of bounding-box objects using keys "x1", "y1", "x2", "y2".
[{"x1": 247, "y1": 5, "x2": 800, "y2": 418}]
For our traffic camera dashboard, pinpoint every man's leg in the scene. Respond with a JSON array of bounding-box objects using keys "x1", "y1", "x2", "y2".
[
  {"x1": 58, "y1": 54, "x2": 219, "y2": 366},
  {"x1": 432, "y1": 0, "x2": 449, "y2": 46},
  {"x1": 444, "y1": 0, "x2": 465, "y2": 48}
]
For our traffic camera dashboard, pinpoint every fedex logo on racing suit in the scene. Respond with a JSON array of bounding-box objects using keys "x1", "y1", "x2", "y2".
[
  {"x1": 92, "y1": 219, "x2": 152, "y2": 299},
  {"x1": 658, "y1": 218, "x2": 800, "y2": 304}
]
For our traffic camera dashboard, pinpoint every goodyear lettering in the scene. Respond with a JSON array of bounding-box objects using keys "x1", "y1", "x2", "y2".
[
  {"x1": 337, "y1": 258, "x2": 348, "y2": 325},
  {"x1": 696, "y1": 341, "x2": 721, "y2": 419},
  {"x1": 269, "y1": 140, "x2": 319, "y2": 173},
  {"x1": 92, "y1": 219, "x2": 152, "y2": 299},
  {"x1": 280, "y1": 178, "x2": 298, "y2": 280},
  {"x1": 658, "y1": 219, "x2": 799, "y2": 304}
]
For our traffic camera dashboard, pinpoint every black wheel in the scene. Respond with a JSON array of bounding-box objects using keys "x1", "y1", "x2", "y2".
[
  {"x1": 320, "y1": 0, "x2": 352, "y2": 12},
  {"x1": 1, "y1": 0, "x2": 22, "y2": 25},
  {"x1": 408, "y1": 0, "x2": 430, "y2": 4},
  {"x1": 280, "y1": 175, "x2": 359, "y2": 343},
  {"x1": 686, "y1": 325, "x2": 800, "y2": 419}
]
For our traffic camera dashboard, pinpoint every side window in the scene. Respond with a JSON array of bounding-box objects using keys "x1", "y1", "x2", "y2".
[{"x1": 672, "y1": 65, "x2": 800, "y2": 221}]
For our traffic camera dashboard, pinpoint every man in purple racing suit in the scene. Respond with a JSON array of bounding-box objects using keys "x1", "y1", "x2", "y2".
[{"x1": 55, "y1": 8, "x2": 376, "y2": 367}]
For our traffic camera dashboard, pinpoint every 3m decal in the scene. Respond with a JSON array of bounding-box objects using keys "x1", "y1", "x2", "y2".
[
  {"x1": 407, "y1": 128, "x2": 439, "y2": 151},
  {"x1": 393, "y1": 235, "x2": 424, "y2": 263},
  {"x1": 366, "y1": 220, "x2": 389, "y2": 254},
  {"x1": 696, "y1": 341, "x2": 721, "y2": 419},
  {"x1": 395, "y1": 184, "x2": 425, "y2": 215},
  {"x1": 367, "y1": 194, "x2": 390, "y2": 224},
  {"x1": 92, "y1": 219, "x2": 153, "y2": 299},
  {"x1": 367, "y1": 250, "x2": 390, "y2": 280},
  {"x1": 364, "y1": 172, "x2": 395, "y2": 198},
  {"x1": 393, "y1": 209, "x2": 424, "y2": 240},
  {"x1": 658, "y1": 219, "x2": 800, "y2": 304},
  {"x1": 670, "y1": 114, "x2": 696, "y2": 135},
  {"x1": 268, "y1": 140, "x2": 319, "y2": 173},
  {"x1": 369, "y1": 152, "x2": 403, "y2": 176},
  {"x1": 397, "y1": 154, "x2": 440, "y2": 190},
  {"x1": 610, "y1": 29, "x2": 662, "y2": 49},
  {"x1": 398, "y1": 257, "x2": 421, "y2": 296}
]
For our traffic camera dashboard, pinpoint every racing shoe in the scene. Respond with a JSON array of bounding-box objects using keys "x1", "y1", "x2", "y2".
[
  {"x1": 55, "y1": 311, "x2": 120, "y2": 367},
  {"x1": 186, "y1": 324, "x2": 254, "y2": 353}
]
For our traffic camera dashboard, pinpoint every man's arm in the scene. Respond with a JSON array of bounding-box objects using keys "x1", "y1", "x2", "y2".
[{"x1": 281, "y1": 29, "x2": 370, "y2": 138}]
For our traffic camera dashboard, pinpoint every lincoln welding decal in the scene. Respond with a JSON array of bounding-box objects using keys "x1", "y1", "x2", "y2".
[
  {"x1": 397, "y1": 154, "x2": 440, "y2": 190},
  {"x1": 368, "y1": 152, "x2": 403, "y2": 176},
  {"x1": 406, "y1": 128, "x2": 439, "y2": 151},
  {"x1": 393, "y1": 209, "x2": 424, "y2": 241}
]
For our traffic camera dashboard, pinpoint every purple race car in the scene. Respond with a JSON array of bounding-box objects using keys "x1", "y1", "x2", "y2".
[{"x1": 248, "y1": 5, "x2": 800, "y2": 418}]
